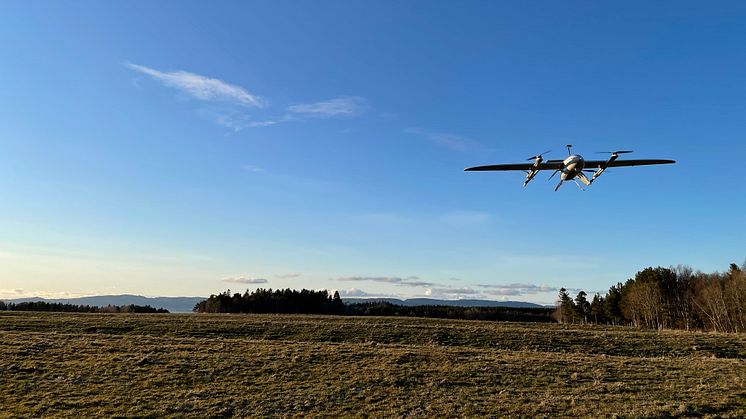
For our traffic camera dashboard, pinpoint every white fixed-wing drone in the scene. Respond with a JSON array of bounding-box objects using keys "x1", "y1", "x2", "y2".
[{"x1": 465, "y1": 145, "x2": 675, "y2": 191}]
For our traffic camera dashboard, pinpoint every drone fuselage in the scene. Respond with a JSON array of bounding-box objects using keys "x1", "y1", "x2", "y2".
[{"x1": 560, "y1": 155, "x2": 585, "y2": 180}]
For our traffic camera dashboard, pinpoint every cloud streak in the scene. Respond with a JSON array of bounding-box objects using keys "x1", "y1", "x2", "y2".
[
  {"x1": 335, "y1": 276, "x2": 433, "y2": 287},
  {"x1": 222, "y1": 277, "x2": 268, "y2": 284},
  {"x1": 334, "y1": 288, "x2": 397, "y2": 298},
  {"x1": 213, "y1": 112, "x2": 293, "y2": 131},
  {"x1": 288, "y1": 96, "x2": 367, "y2": 118},
  {"x1": 275, "y1": 272, "x2": 302, "y2": 279},
  {"x1": 424, "y1": 287, "x2": 482, "y2": 298},
  {"x1": 476, "y1": 283, "x2": 558, "y2": 296},
  {"x1": 242, "y1": 164, "x2": 265, "y2": 173},
  {"x1": 125, "y1": 62, "x2": 369, "y2": 131},
  {"x1": 405, "y1": 128, "x2": 479, "y2": 152},
  {"x1": 126, "y1": 63, "x2": 264, "y2": 107},
  {"x1": 0, "y1": 289, "x2": 95, "y2": 300}
]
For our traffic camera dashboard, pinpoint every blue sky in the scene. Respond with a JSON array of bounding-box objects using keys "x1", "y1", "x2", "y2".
[{"x1": 1, "y1": 1, "x2": 745, "y2": 304}]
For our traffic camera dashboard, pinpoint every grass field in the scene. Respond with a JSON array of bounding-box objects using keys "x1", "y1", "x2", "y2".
[{"x1": 1, "y1": 312, "x2": 744, "y2": 417}]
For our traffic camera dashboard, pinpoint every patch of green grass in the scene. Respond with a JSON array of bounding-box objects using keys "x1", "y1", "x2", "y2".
[{"x1": 1, "y1": 312, "x2": 744, "y2": 417}]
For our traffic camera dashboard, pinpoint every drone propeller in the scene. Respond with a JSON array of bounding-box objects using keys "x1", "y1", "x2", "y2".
[
  {"x1": 596, "y1": 150, "x2": 634, "y2": 154},
  {"x1": 526, "y1": 150, "x2": 552, "y2": 161}
]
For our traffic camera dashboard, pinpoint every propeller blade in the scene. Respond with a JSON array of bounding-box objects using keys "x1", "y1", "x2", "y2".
[
  {"x1": 548, "y1": 170, "x2": 559, "y2": 181},
  {"x1": 596, "y1": 150, "x2": 633, "y2": 154},
  {"x1": 526, "y1": 150, "x2": 552, "y2": 160}
]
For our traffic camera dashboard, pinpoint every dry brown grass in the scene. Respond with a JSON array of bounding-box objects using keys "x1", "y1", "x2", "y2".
[{"x1": 1, "y1": 312, "x2": 744, "y2": 417}]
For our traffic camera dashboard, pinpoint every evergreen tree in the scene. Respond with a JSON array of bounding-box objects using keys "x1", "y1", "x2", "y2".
[
  {"x1": 590, "y1": 293, "x2": 604, "y2": 324},
  {"x1": 556, "y1": 288, "x2": 575, "y2": 323},
  {"x1": 574, "y1": 291, "x2": 591, "y2": 323},
  {"x1": 603, "y1": 283, "x2": 623, "y2": 325},
  {"x1": 332, "y1": 291, "x2": 343, "y2": 313}
]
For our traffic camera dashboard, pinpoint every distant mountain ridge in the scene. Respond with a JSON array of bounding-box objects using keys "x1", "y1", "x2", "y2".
[
  {"x1": 343, "y1": 297, "x2": 546, "y2": 308},
  {"x1": 2, "y1": 295, "x2": 205, "y2": 313},
  {"x1": 2, "y1": 295, "x2": 546, "y2": 312}
]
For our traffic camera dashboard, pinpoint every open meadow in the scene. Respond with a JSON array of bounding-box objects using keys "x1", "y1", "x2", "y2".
[{"x1": 1, "y1": 312, "x2": 744, "y2": 417}]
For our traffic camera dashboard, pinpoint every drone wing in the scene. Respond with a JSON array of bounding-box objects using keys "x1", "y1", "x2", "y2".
[
  {"x1": 583, "y1": 159, "x2": 676, "y2": 169},
  {"x1": 464, "y1": 161, "x2": 564, "y2": 171}
]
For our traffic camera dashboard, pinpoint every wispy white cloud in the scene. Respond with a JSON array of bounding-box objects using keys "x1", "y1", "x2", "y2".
[
  {"x1": 0, "y1": 289, "x2": 95, "y2": 300},
  {"x1": 211, "y1": 97, "x2": 365, "y2": 131},
  {"x1": 334, "y1": 288, "x2": 398, "y2": 298},
  {"x1": 288, "y1": 96, "x2": 367, "y2": 118},
  {"x1": 244, "y1": 118, "x2": 286, "y2": 127},
  {"x1": 336, "y1": 288, "x2": 376, "y2": 297},
  {"x1": 476, "y1": 283, "x2": 559, "y2": 296},
  {"x1": 0, "y1": 288, "x2": 26, "y2": 299},
  {"x1": 415, "y1": 282, "x2": 569, "y2": 300},
  {"x1": 275, "y1": 272, "x2": 302, "y2": 279},
  {"x1": 212, "y1": 112, "x2": 291, "y2": 132},
  {"x1": 405, "y1": 127, "x2": 479, "y2": 152},
  {"x1": 335, "y1": 276, "x2": 433, "y2": 287},
  {"x1": 125, "y1": 62, "x2": 371, "y2": 131},
  {"x1": 242, "y1": 164, "x2": 265, "y2": 173},
  {"x1": 222, "y1": 277, "x2": 268, "y2": 284},
  {"x1": 125, "y1": 62, "x2": 264, "y2": 107},
  {"x1": 424, "y1": 287, "x2": 482, "y2": 298}
]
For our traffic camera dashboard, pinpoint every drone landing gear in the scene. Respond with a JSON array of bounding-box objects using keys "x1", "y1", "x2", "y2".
[{"x1": 554, "y1": 179, "x2": 563, "y2": 192}]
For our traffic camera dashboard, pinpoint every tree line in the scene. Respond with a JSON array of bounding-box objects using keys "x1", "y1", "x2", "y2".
[
  {"x1": 555, "y1": 261, "x2": 746, "y2": 333},
  {"x1": 0, "y1": 301, "x2": 169, "y2": 313},
  {"x1": 193, "y1": 288, "x2": 344, "y2": 314},
  {"x1": 345, "y1": 301, "x2": 553, "y2": 322},
  {"x1": 193, "y1": 288, "x2": 554, "y2": 322}
]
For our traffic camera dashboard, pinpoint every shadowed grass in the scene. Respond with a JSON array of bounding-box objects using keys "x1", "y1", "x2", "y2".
[{"x1": 1, "y1": 312, "x2": 744, "y2": 417}]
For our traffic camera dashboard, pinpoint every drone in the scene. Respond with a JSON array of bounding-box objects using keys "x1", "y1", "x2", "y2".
[{"x1": 465, "y1": 145, "x2": 675, "y2": 191}]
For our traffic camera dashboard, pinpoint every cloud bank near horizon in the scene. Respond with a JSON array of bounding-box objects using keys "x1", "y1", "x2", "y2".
[{"x1": 335, "y1": 276, "x2": 434, "y2": 287}]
